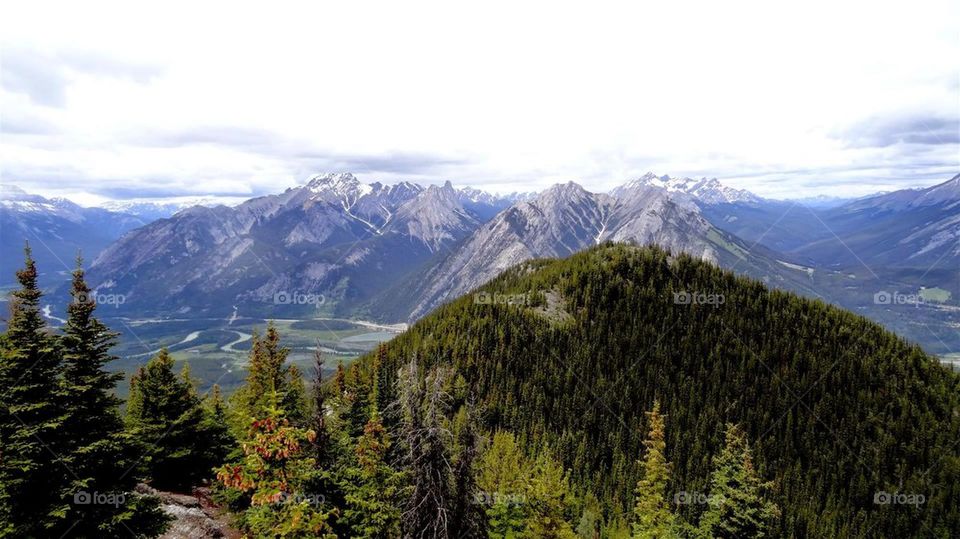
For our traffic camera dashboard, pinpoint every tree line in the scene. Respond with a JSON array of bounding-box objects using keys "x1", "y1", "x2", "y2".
[{"x1": 3, "y1": 243, "x2": 958, "y2": 537}]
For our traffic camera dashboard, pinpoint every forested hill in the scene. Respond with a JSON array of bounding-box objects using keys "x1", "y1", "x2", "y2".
[{"x1": 359, "y1": 243, "x2": 960, "y2": 538}]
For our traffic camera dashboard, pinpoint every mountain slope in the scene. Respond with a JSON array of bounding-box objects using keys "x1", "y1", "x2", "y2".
[
  {"x1": 0, "y1": 185, "x2": 146, "y2": 288},
  {"x1": 378, "y1": 182, "x2": 816, "y2": 321},
  {"x1": 613, "y1": 172, "x2": 763, "y2": 205},
  {"x1": 361, "y1": 244, "x2": 960, "y2": 538},
  {"x1": 85, "y1": 174, "x2": 513, "y2": 317},
  {"x1": 793, "y1": 173, "x2": 960, "y2": 270}
]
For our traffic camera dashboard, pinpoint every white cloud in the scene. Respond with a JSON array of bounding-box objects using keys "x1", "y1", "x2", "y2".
[{"x1": 2, "y1": 0, "x2": 958, "y2": 200}]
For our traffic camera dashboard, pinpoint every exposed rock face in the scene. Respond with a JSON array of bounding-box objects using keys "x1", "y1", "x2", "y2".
[
  {"x1": 395, "y1": 181, "x2": 763, "y2": 320},
  {"x1": 611, "y1": 172, "x2": 763, "y2": 205},
  {"x1": 86, "y1": 173, "x2": 514, "y2": 317}
]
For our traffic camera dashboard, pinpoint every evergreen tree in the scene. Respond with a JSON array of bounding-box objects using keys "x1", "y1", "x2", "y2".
[
  {"x1": 310, "y1": 345, "x2": 331, "y2": 465},
  {"x1": 199, "y1": 384, "x2": 233, "y2": 470},
  {"x1": 400, "y1": 359, "x2": 454, "y2": 538},
  {"x1": 524, "y1": 451, "x2": 577, "y2": 539},
  {"x1": 631, "y1": 400, "x2": 675, "y2": 539},
  {"x1": 58, "y1": 256, "x2": 169, "y2": 536},
  {"x1": 0, "y1": 244, "x2": 66, "y2": 536},
  {"x1": 449, "y1": 404, "x2": 483, "y2": 538},
  {"x1": 125, "y1": 348, "x2": 216, "y2": 490},
  {"x1": 697, "y1": 424, "x2": 779, "y2": 539},
  {"x1": 235, "y1": 323, "x2": 306, "y2": 423},
  {"x1": 341, "y1": 407, "x2": 405, "y2": 538},
  {"x1": 478, "y1": 431, "x2": 529, "y2": 538},
  {"x1": 217, "y1": 392, "x2": 337, "y2": 538},
  {"x1": 575, "y1": 493, "x2": 601, "y2": 539}
]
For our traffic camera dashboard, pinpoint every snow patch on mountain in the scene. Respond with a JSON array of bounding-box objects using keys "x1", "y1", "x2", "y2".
[{"x1": 612, "y1": 172, "x2": 761, "y2": 205}]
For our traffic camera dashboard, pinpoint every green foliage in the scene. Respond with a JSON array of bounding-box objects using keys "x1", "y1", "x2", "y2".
[
  {"x1": 0, "y1": 245, "x2": 66, "y2": 536},
  {"x1": 524, "y1": 451, "x2": 577, "y2": 538},
  {"x1": 631, "y1": 400, "x2": 675, "y2": 538},
  {"x1": 575, "y1": 493, "x2": 601, "y2": 539},
  {"x1": 697, "y1": 424, "x2": 779, "y2": 539},
  {"x1": 217, "y1": 393, "x2": 336, "y2": 538},
  {"x1": 340, "y1": 410, "x2": 405, "y2": 538},
  {"x1": 354, "y1": 244, "x2": 960, "y2": 537},
  {"x1": 479, "y1": 431, "x2": 529, "y2": 538},
  {"x1": 57, "y1": 257, "x2": 170, "y2": 537},
  {"x1": 125, "y1": 348, "x2": 218, "y2": 490},
  {"x1": 233, "y1": 323, "x2": 307, "y2": 425},
  {"x1": 0, "y1": 250, "x2": 168, "y2": 537},
  {"x1": 476, "y1": 431, "x2": 578, "y2": 538}
]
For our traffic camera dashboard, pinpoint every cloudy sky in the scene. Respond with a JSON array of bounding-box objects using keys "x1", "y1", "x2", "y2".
[{"x1": 1, "y1": 1, "x2": 958, "y2": 204}]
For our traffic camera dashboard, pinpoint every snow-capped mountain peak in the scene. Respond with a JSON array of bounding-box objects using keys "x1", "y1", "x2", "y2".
[
  {"x1": 306, "y1": 172, "x2": 373, "y2": 198},
  {"x1": 613, "y1": 173, "x2": 760, "y2": 205}
]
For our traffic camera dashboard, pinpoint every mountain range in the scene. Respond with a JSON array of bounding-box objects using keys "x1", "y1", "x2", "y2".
[
  {"x1": 81, "y1": 173, "x2": 519, "y2": 318},
  {"x1": 3, "y1": 172, "x2": 957, "y2": 357},
  {"x1": 0, "y1": 185, "x2": 146, "y2": 288}
]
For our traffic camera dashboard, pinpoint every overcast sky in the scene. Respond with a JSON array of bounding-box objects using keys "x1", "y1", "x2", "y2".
[{"x1": 1, "y1": 1, "x2": 958, "y2": 204}]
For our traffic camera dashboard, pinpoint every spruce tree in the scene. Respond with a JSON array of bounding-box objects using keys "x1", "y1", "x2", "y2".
[
  {"x1": 631, "y1": 400, "x2": 675, "y2": 539},
  {"x1": 217, "y1": 391, "x2": 337, "y2": 538},
  {"x1": 477, "y1": 431, "x2": 529, "y2": 539},
  {"x1": 58, "y1": 256, "x2": 169, "y2": 536},
  {"x1": 125, "y1": 348, "x2": 215, "y2": 491},
  {"x1": 341, "y1": 406, "x2": 405, "y2": 538},
  {"x1": 698, "y1": 424, "x2": 780, "y2": 539},
  {"x1": 199, "y1": 384, "x2": 233, "y2": 470},
  {"x1": 524, "y1": 451, "x2": 577, "y2": 539},
  {"x1": 236, "y1": 323, "x2": 306, "y2": 423},
  {"x1": 0, "y1": 244, "x2": 66, "y2": 536}
]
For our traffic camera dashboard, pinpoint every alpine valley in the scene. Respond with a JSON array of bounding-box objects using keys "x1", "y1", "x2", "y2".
[
  {"x1": 10, "y1": 171, "x2": 950, "y2": 363},
  {"x1": 2, "y1": 173, "x2": 959, "y2": 538}
]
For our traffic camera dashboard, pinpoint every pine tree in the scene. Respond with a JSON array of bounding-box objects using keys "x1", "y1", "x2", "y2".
[
  {"x1": 341, "y1": 406, "x2": 405, "y2": 538},
  {"x1": 236, "y1": 323, "x2": 306, "y2": 423},
  {"x1": 524, "y1": 451, "x2": 577, "y2": 539},
  {"x1": 199, "y1": 384, "x2": 233, "y2": 470},
  {"x1": 217, "y1": 391, "x2": 337, "y2": 538},
  {"x1": 58, "y1": 256, "x2": 169, "y2": 536},
  {"x1": 0, "y1": 244, "x2": 66, "y2": 536},
  {"x1": 125, "y1": 348, "x2": 216, "y2": 490},
  {"x1": 575, "y1": 493, "x2": 601, "y2": 539},
  {"x1": 698, "y1": 424, "x2": 780, "y2": 539},
  {"x1": 631, "y1": 400, "x2": 675, "y2": 539},
  {"x1": 400, "y1": 359, "x2": 454, "y2": 538},
  {"x1": 478, "y1": 431, "x2": 529, "y2": 538},
  {"x1": 449, "y1": 404, "x2": 483, "y2": 538},
  {"x1": 286, "y1": 364, "x2": 308, "y2": 425},
  {"x1": 334, "y1": 360, "x2": 347, "y2": 399}
]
